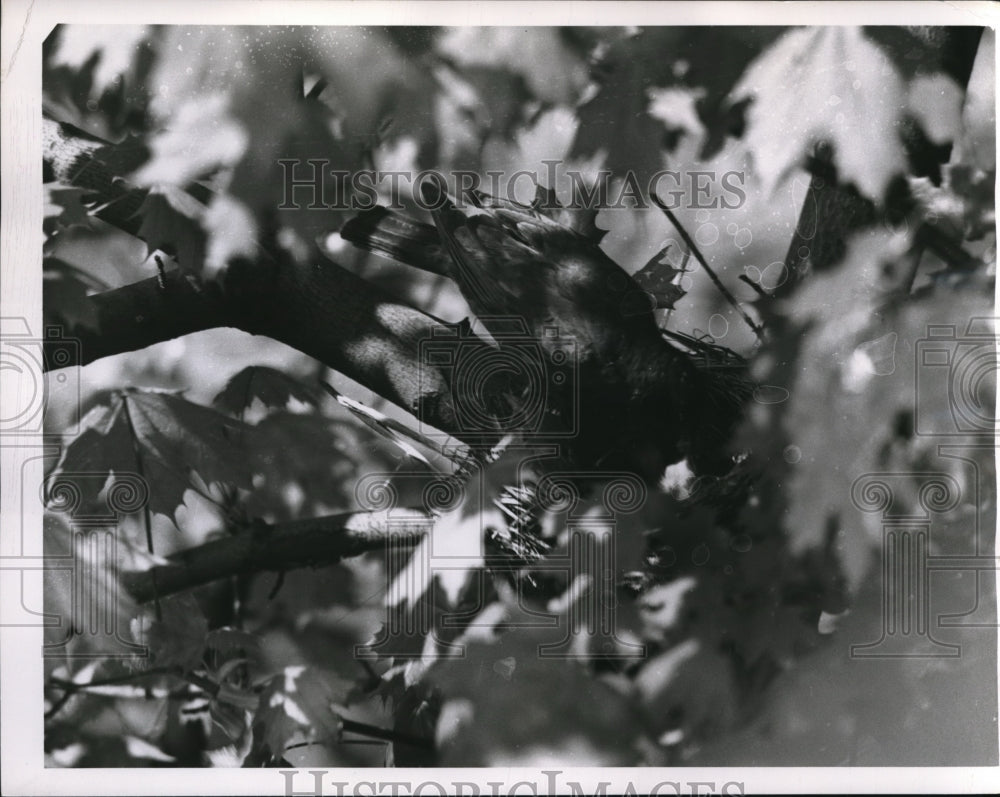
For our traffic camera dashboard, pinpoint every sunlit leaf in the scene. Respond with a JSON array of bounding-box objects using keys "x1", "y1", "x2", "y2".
[
  {"x1": 131, "y1": 92, "x2": 248, "y2": 188},
  {"x1": 730, "y1": 27, "x2": 907, "y2": 200},
  {"x1": 435, "y1": 27, "x2": 589, "y2": 106},
  {"x1": 49, "y1": 25, "x2": 151, "y2": 98}
]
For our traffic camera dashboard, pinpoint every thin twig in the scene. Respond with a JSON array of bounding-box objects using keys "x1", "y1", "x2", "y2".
[
  {"x1": 738, "y1": 273, "x2": 769, "y2": 298},
  {"x1": 341, "y1": 718, "x2": 435, "y2": 750},
  {"x1": 46, "y1": 667, "x2": 191, "y2": 720},
  {"x1": 120, "y1": 393, "x2": 162, "y2": 620},
  {"x1": 279, "y1": 721, "x2": 433, "y2": 753},
  {"x1": 896, "y1": 241, "x2": 926, "y2": 297},
  {"x1": 651, "y1": 194, "x2": 763, "y2": 338},
  {"x1": 320, "y1": 380, "x2": 460, "y2": 464}
]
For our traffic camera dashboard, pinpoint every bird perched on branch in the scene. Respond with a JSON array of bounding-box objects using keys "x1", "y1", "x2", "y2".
[{"x1": 340, "y1": 181, "x2": 749, "y2": 484}]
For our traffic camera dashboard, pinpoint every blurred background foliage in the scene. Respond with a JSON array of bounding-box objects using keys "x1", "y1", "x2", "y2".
[{"x1": 41, "y1": 25, "x2": 996, "y2": 767}]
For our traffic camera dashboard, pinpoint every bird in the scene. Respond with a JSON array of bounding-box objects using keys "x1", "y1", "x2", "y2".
[{"x1": 340, "y1": 180, "x2": 748, "y2": 485}]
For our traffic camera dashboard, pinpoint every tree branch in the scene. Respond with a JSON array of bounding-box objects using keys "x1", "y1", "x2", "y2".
[
  {"x1": 120, "y1": 508, "x2": 432, "y2": 604},
  {"x1": 43, "y1": 116, "x2": 491, "y2": 441}
]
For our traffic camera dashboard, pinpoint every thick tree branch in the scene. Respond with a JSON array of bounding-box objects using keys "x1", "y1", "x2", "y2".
[
  {"x1": 43, "y1": 116, "x2": 489, "y2": 441},
  {"x1": 76, "y1": 269, "x2": 231, "y2": 361},
  {"x1": 120, "y1": 508, "x2": 432, "y2": 604}
]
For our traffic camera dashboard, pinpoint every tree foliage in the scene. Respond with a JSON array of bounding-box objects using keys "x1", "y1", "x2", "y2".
[{"x1": 41, "y1": 24, "x2": 996, "y2": 767}]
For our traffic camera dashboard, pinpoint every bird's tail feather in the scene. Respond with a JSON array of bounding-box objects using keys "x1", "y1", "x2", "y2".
[{"x1": 339, "y1": 206, "x2": 451, "y2": 277}]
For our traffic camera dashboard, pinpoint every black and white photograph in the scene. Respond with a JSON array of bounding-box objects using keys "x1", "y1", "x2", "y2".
[{"x1": 1, "y1": 1, "x2": 998, "y2": 793}]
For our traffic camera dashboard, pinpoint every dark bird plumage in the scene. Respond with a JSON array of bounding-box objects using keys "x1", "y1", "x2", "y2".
[{"x1": 340, "y1": 183, "x2": 749, "y2": 483}]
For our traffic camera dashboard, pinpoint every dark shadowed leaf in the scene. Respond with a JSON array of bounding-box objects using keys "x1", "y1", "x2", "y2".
[
  {"x1": 427, "y1": 631, "x2": 643, "y2": 766},
  {"x1": 51, "y1": 389, "x2": 257, "y2": 522},
  {"x1": 240, "y1": 412, "x2": 361, "y2": 519},
  {"x1": 250, "y1": 667, "x2": 351, "y2": 763},
  {"x1": 43, "y1": 257, "x2": 104, "y2": 332},
  {"x1": 572, "y1": 28, "x2": 780, "y2": 181},
  {"x1": 135, "y1": 185, "x2": 207, "y2": 272},
  {"x1": 213, "y1": 366, "x2": 323, "y2": 416},
  {"x1": 631, "y1": 245, "x2": 688, "y2": 310},
  {"x1": 44, "y1": 185, "x2": 97, "y2": 238},
  {"x1": 130, "y1": 593, "x2": 209, "y2": 670}
]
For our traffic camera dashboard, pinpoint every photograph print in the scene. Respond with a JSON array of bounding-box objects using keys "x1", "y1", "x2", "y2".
[{"x1": 15, "y1": 11, "x2": 998, "y2": 778}]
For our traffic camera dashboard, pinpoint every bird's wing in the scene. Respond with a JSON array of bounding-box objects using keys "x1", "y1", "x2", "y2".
[{"x1": 419, "y1": 182, "x2": 554, "y2": 319}]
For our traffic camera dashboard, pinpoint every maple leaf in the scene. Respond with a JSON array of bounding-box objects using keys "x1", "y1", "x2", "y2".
[
  {"x1": 571, "y1": 28, "x2": 780, "y2": 183},
  {"x1": 43, "y1": 511, "x2": 141, "y2": 664},
  {"x1": 647, "y1": 86, "x2": 708, "y2": 143},
  {"x1": 249, "y1": 667, "x2": 351, "y2": 763},
  {"x1": 130, "y1": 593, "x2": 209, "y2": 670},
  {"x1": 435, "y1": 27, "x2": 590, "y2": 107},
  {"x1": 44, "y1": 185, "x2": 97, "y2": 238},
  {"x1": 239, "y1": 411, "x2": 359, "y2": 519},
  {"x1": 134, "y1": 185, "x2": 207, "y2": 273},
  {"x1": 48, "y1": 25, "x2": 151, "y2": 99},
  {"x1": 743, "y1": 229, "x2": 992, "y2": 592},
  {"x1": 571, "y1": 30, "x2": 670, "y2": 189},
  {"x1": 213, "y1": 366, "x2": 323, "y2": 417},
  {"x1": 202, "y1": 195, "x2": 258, "y2": 279},
  {"x1": 426, "y1": 631, "x2": 644, "y2": 765},
  {"x1": 633, "y1": 638, "x2": 739, "y2": 741},
  {"x1": 629, "y1": 244, "x2": 688, "y2": 311},
  {"x1": 730, "y1": 27, "x2": 907, "y2": 201},
  {"x1": 131, "y1": 93, "x2": 248, "y2": 189},
  {"x1": 141, "y1": 27, "x2": 422, "y2": 250},
  {"x1": 51, "y1": 389, "x2": 258, "y2": 523}
]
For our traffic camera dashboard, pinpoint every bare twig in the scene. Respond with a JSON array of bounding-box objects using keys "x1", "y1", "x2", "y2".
[
  {"x1": 738, "y1": 273, "x2": 769, "y2": 298},
  {"x1": 651, "y1": 193, "x2": 763, "y2": 338},
  {"x1": 320, "y1": 380, "x2": 460, "y2": 465},
  {"x1": 119, "y1": 509, "x2": 433, "y2": 604}
]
